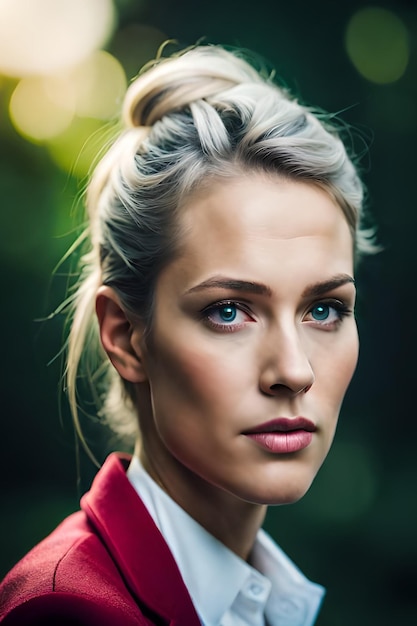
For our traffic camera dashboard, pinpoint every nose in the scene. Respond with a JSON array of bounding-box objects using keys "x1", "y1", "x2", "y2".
[{"x1": 259, "y1": 325, "x2": 315, "y2": 396}]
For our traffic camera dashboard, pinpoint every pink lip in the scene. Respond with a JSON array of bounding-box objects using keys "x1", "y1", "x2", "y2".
[{"x1": 243, "y1": 417, "x2": 316, "y2": 454}]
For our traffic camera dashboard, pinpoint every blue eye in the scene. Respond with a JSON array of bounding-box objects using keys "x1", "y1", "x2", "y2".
[
  {"x1": 305, "y1": 300, "x2": 351, "y2": 328},
  {"x1": 218, "y1": 304, "x2": 237, "y2": 322},
  {"x1": 311, "y1": 304, "x2": 330, "y2": 321},
  {"x1": 202, "y1": 301, "x2": 253, "y2": 331}
]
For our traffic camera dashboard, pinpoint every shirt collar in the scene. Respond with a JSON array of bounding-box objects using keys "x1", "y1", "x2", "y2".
[
  {"x1": 254, "y1": 530, "x2": 325, "y2": 625},
  {"x1": 128, "y1": 456, "x2": 325, "y2": 626}
]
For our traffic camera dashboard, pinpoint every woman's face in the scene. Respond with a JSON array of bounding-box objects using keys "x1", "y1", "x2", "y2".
[{"x1": 132, "y1": 173, "x2": 358, "y2": 506}]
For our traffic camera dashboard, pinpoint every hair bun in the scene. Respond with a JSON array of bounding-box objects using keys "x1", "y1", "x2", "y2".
[{"x1": 123, "y1": 46, "x2": 263, "y2": 128}]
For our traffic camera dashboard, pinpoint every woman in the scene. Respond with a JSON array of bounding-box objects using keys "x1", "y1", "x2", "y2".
[{"x1": 0, "y1": 44, "x2": 375, "y2": 625}]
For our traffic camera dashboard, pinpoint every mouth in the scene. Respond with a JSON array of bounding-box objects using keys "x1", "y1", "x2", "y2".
[
  {"x1": 243, "y1": 417, "x2": 316, "y2": 454},
  {"x1": 244, "y1": 417, "x2": 316, "y2": 434}
]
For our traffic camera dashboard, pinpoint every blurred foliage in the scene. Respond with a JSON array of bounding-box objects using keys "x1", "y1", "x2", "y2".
[{"x1": 0, "y1": 1, "x2": 416, "y2": 624}]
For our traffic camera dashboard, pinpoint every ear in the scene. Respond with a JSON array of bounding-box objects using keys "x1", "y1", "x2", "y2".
[{"x1": 96, "y1": 286, "x2": 148, "y2": 383}]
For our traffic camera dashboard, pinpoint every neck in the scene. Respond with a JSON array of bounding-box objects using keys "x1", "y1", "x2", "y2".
[{"x1": 136, "y1": 441, "x2": 266, "y2": 561}]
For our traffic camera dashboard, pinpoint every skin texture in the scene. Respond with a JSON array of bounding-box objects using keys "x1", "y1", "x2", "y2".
[{"x1": 97, "y1": 173, "x2": 359, "y2": 559}]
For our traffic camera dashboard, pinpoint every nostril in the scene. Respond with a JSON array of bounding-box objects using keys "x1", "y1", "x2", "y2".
[
  {"x1": 269, "y1": 383, "x2": 286, "y2": 392},
  {"x1": 268, "y1": 381, "x2": 313, "y2": 395}
]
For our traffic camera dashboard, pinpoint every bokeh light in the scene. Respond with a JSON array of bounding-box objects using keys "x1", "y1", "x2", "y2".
[
  {"x1": 9, "y1": 50, "x2": 125, "y2": 164},
  {"x1": 0, "y1": 0, "x2": 115, "y2": 77},
  {"x1": 345, "y1": 7, "x2": 409, "y2": 84},
  {"x1": 69, "y1": 51, "x2": 127, "y2": 120},
  {"x1": 9, "y1": 76, "x2": 75, "y2": 142}
]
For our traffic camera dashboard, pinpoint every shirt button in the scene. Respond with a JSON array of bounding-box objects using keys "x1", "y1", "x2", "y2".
[{"x1": 249, "y1": 583, "x2": 263, "y2": 596}]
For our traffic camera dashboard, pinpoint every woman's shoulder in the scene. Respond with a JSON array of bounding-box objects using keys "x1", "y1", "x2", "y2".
[{"x1": 0, "y1": 510, "x2": 148, "y2": 625}]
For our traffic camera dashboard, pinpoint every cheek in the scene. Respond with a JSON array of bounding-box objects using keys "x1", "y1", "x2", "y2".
[
  {"x1": 312, "y1": 337, "x2": 358, "y2": 467},
  {"x1": 336, "y1": 345, "x2": 358, "y2": 387},
  {"x1": 338, "y1": 329, "x2": 360, "y2": 389},
  {"x1": 144, "y1": 340, "x2": 245, "y2": 469},
  {"x1": 311, "y1": 325, "x2": 359, "y2": 409},
  {"x1": 147, "y1": 339, "x2": 234, "y2": 415}
]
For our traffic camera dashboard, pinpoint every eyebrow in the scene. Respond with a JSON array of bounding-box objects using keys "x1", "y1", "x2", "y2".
[
  {"x1": 185, "y1": 276, "x2": 272, "y2": 297},
  {"x1": 185, "y1": 273, "x2": 355, "y2": 298},
  {"x1": 302, "y1": 274, "x2": 355, "y2": 297}
]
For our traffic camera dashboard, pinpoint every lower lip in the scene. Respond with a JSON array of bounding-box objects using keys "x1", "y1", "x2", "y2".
[{"x1": 245, "y1": 430, "x2": 313, "y2": 454}]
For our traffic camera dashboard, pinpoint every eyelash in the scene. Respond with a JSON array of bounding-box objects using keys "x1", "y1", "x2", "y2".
[
  {"x1": 200, "y1": 300, "x2": 254, "y2": 332},
  {"x1": 304, "y1": 300, "x2": 352, "y2": 330},
  {"x1": 200, "y1": 299, "x2": 352, "y2": 332}
]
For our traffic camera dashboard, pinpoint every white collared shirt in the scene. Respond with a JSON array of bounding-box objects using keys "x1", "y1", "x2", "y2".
[{"x1": 128, "y1": 456, "x2": 325, "y2": 626}]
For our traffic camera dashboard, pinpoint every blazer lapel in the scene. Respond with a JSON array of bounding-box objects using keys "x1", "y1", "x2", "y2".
[{"x1": 81, "y1": 453, "x2": 201, "y2": 626}]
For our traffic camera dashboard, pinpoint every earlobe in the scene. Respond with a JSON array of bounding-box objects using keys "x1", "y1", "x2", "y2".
[{"x1": 96, "y1": 286, "x2": 148, "y2": 383}]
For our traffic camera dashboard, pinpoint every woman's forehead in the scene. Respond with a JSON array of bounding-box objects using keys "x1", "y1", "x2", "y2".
[
  {"x1": 180, "y1": 174, "x2": 352, "y2": 250},
  {"x1": 160, "y1": 174, "x2": 354, "y2": 295}
]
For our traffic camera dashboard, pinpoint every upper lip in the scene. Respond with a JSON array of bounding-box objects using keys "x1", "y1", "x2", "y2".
[{"x1": 243, "y1": 417, "x2": 316, "y2": 434}]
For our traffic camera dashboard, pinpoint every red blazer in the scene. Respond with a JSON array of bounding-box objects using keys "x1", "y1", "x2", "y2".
[{"x1": 0, "y1": 453, "x2": 201, "y2": 625}]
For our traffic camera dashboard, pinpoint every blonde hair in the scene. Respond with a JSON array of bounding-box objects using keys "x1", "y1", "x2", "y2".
[{"x1": 66, "y1": 44, "x2": 376, "y2": 454}]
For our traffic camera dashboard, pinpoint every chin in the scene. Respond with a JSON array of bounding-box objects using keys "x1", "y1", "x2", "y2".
[
  {"x1": 233, "y1": 468, "x2": 318, "y2": 506},
  {"x1": 253, "y1": 486, "x2": 313, "y2": 507}
]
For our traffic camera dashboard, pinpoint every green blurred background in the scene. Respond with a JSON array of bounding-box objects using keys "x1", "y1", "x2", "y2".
[{"x1": 0, "y1": 0, "x2": 415, "y2": 624}]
